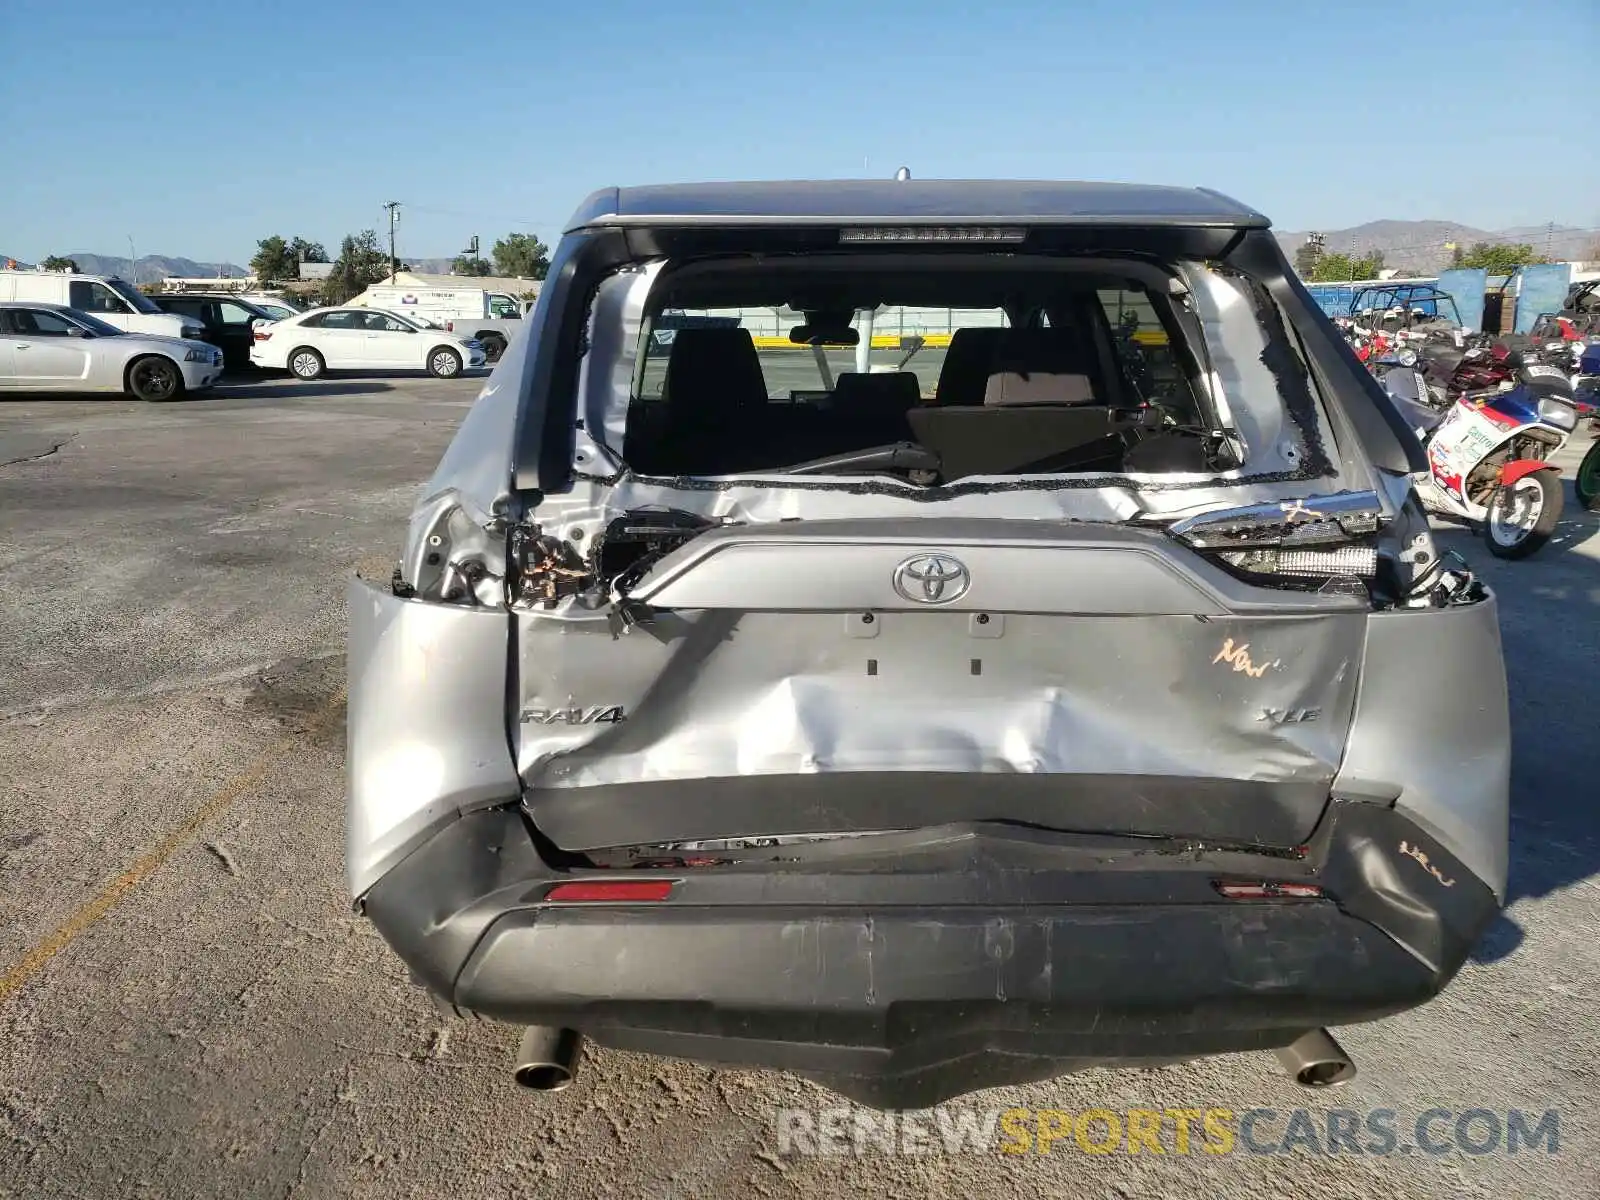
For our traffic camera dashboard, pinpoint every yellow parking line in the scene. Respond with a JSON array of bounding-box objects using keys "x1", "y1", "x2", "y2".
[{"x1": 0, "y1": 689, "x2": 347, "y2": 1006}]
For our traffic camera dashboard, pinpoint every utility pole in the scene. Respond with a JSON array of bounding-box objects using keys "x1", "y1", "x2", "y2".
[{"x1": 383, "y1": 201, "x2": 401, "y2": 281}]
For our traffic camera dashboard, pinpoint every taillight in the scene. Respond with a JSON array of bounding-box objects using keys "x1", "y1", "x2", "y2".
[
  {"x1": 544, "y1": 880, "x2": 674, "y2": 902},
  {"x1": 1168, "y1": 490, "x2": 1383, "y2": 594},
  {"x1": 446, "y1": 320, "x2": 455, "y2": 332},
  {"x1": 254, "y1": 329, "x2": 272, "y2": 342},
  {"x1": 1214, "y1": 881, "x2": 1324, "y2": 899}
]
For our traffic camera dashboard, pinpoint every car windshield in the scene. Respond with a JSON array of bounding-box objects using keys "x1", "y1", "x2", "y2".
[
  {"x1": 107, "y1": 279, "x2": 162, "y2": 313},
  {"x1": 257, "y1": 304, "x2": 296, "y2": 319}
]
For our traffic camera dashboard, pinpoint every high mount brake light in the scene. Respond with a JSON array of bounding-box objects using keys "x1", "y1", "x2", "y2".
[{"x1": 839, "y1": 226, "x2": 1027, "y2": 244}]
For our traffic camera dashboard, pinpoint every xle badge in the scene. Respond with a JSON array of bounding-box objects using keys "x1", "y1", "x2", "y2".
[
  {"x1": 520, "y1": 706, "x2": 627, "y2": 725},
  {"x1": 1259, "y1": 708, "x2": 1321, "y2": 724}
]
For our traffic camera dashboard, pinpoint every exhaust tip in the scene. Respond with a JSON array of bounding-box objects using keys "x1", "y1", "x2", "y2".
[
  {"x1": 512, "y1": 1026, "x2": 583, "y2": 1093},
  {"x1": 1292, "y1": 1057, "x2": 1357, "y2": 1088},
  {"x1": 513, "y1": 1061, "x2": 575, "y2": 1092},
  {"x1": 1275, "y1": 1029, "x2": 1356, "y2": 1089}
]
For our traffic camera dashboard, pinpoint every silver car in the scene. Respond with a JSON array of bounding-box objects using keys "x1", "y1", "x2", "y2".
[
  {"x1": 0, "y1": 302, "x2": 224, "y2": 399},
  {"x1": 347, "y1": 180, "x2": 1509, "y2": 1107}
]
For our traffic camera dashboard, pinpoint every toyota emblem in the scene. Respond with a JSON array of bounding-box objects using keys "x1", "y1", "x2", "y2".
[{"x1": 892, "y1": 553, "x2": 971, "y2": 604}]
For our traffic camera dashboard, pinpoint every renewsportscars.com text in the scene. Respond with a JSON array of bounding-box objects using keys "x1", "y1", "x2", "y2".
[{"x1": 774, "y1": 1106, "x2": 1561, "y2": 1158}]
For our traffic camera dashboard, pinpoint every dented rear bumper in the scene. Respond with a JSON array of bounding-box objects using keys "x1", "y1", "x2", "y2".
[{"x1": 362, "y1": 799, "x2": 1497, "y2": 1108}]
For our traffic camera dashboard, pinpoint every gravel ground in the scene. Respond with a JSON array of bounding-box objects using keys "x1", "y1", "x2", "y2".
[{"x1": 1, "y1": 374, "x2": 1597, "y2": 1199}]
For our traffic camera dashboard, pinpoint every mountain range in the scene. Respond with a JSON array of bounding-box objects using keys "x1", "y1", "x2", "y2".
[
  {"x1": 1272, "y1": 221, "x2": 1596, "y2": 274},
  {"x1": 7, "y1": 221, "x2": 1596, "y2": 283},
  {"x1": 0, "y1": 253, "x2": 247, "y2": 279},
  {"x1": 1, "y1": 252, "x2": 473, "y2": 279}
]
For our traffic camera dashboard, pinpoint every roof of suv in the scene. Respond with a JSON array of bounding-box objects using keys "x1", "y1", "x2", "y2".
[{"x1": 565, "y1": 179, "x2": 1270, "y2": 233}]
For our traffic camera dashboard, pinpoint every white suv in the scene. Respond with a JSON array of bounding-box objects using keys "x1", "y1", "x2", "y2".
[{"x1": 0, "y1": 270, "x2": 203, "y2": 341}]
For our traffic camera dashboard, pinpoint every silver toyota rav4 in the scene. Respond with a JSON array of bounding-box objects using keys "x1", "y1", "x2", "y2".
[{"x1": 347, "y1": 180, "x2": 1509, "y2": 1107}]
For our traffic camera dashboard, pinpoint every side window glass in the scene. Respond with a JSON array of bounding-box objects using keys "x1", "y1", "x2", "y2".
[
  {"x1": 26, "y1": 309, "x2": 76, "y2": 336},
  {"x1": 218, "y1": 302, "x2": 254, "y2": 326},
  {"x1": 89, "y1": 283, "x2": 128, "y2": 313}
]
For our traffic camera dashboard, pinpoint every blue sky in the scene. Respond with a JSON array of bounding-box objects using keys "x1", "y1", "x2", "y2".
[{"x1": 1, "y1": 0, "x2": 1595, "y2": 264}]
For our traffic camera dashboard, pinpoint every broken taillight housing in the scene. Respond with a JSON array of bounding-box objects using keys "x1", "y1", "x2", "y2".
[
  {"x1": 1168, "y1": 490, "x2": 1383, "y2": 592},
  {"x1": 1216, "y1": 544, "x2": 1379, "y2": 578}
]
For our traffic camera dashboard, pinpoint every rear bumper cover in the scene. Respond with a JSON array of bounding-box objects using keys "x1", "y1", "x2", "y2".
[{"x1": 362, "y1": 800, "x2": 1497, "y2": 1107}]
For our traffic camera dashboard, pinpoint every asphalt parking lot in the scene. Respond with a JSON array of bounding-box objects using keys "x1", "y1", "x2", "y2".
[{"x1": 2, "y1": 372, "x2": 1598, "y2": 1199}]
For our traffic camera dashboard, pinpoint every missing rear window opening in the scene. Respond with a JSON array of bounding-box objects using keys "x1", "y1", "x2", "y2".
[{"x1": 614, "y1": 257, "x2": 1241, "y2": 485}]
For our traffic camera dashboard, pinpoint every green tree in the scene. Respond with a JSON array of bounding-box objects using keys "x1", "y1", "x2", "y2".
[
  {"x1": 452, "y1": 255, "x2": 493, "y2": 276},
  {"x1": 1457, "y1": 242, "x2": 1548, "y2": 274},
  {"x1": 1310, "y1": 251, "x2": 1385, "y2": 283},
  {"x1": 39, "y1": 255, "x2": 79, "y2": 272},
  {"x1": 288, "y1": 237, "x2": 327, "y2": 266},
  {"x1": 252, "y1": 235, "x2": 331, "y2": 281},
  {"x1": 251, "y1": 236, "x2": 294, "y2": 282},
  {"x1": 321, "y1": 230, "x2": 391, "y2": 304},
  {"x1": 491, "y1": 232, "x2": 550, "y2": 280}
]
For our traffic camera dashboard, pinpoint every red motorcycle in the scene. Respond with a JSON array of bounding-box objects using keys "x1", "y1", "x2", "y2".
[{"x1": 1416, "y1": 339, "x2": 1516, "y2": 408}]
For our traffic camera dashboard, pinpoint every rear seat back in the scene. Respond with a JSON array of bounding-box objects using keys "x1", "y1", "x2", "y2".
[
  {"x1": 933, "y1": 327, "x2": 1005, "y2": 406},
  {"x1": 911, "y1": 327, "x2": 1121, "y2": 479},
  {"x1": 627, "y1": 327, "x2": 771, "y2": 473},
  {"x1": 831, "y1": 371, "x2": 919, "y2": 443}
]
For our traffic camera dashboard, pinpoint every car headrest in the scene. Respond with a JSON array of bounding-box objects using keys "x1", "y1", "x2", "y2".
[
  {"x1": 933, "y1": 327, "x2": 1005, "y2": 406},
  {"x1": 833, "y1": 371, "x2": 920, "y2": 411},
  {"x1": 661, "y1": 327, "x2": 767, "y2": 421},
  {"x1": 983, "y1": 371, "x2": 1095, "y2": 406}
]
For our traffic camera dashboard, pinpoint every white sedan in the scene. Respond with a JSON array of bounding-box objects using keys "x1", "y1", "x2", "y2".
[
  {"x1": 250, "y1": 307, "x2": 486, "y2": 379},
  {"x1": 0, "y1": 302, "x2": 224, "y2": 400}
]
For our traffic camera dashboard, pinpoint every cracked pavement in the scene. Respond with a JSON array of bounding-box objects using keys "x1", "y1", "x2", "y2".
[{"x1": 1, "y1": 377, "x2": 1598, "y2": 1198}]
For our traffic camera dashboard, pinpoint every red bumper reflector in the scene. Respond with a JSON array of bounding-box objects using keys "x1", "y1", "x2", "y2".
[
  {"x1": 1214, "y1": 881, "x2": 1324, "y2": 900},
  {"x1": 545, "y1": 880, "x2": 674, "y2": 903}
]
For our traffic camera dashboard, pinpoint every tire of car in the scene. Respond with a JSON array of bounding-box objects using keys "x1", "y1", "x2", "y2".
[
  {"x1": 126, "y1": 355, "x2": 184, "y2": 403},
  {"x1": 428, "y1": 346, "x2": 464, "y2": 378},
  {"x1": 1576, "y1": 439, "x2": 1600, "y2": 512},
  {"x1": 288, "y1": 347, "x2": 325, "y2": 381},
  {"x1": 480, "y1": 334, "x2": 507, "y2": 363},
  {"x1": 1481, "y1": 470, "x2": 1562, "y2": 559}
]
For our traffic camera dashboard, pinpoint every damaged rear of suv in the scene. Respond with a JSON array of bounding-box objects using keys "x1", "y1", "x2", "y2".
[{"x1": 347, "y1": 180, "x2": 1509, "y2": 1107}]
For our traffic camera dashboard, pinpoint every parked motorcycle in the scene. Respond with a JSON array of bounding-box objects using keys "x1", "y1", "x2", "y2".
[
  {"x1": 1381, "y1": 353, "x2": 1582, "y2": 558},
  {"x1": 1576, "y1": 426, "x2": 1600, "y2": 512},
  {"x1": 1575, "y1": 352, "x2": 1600, "y2": 511}
]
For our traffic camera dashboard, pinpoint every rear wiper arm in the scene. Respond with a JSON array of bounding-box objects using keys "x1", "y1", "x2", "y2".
[{"x1": 775, "y1": 441, "x2": 941, "y2": 476}]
